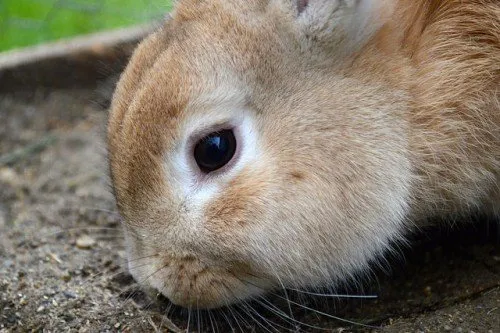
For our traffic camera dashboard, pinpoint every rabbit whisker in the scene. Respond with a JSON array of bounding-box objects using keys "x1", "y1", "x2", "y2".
[
  {"x1": 287, "y1": 288, "x2": 378, "y2": 299},
  {"x1": 271, "y1": 292, "x2": 380, "y2": 329}
]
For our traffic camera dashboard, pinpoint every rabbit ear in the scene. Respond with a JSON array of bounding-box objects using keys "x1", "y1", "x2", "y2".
[{"x1": 294, "y1": 0, "x2": 391, "y2": 53}]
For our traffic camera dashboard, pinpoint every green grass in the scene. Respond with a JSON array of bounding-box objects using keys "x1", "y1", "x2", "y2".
[{"x1": 0, "y1": 0, "x2": 173, "y2": 52}]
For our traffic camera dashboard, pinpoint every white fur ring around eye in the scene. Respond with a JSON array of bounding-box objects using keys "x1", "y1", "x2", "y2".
[{"x1": 170, "y1": 113, "x2": 260, "y2": 208}]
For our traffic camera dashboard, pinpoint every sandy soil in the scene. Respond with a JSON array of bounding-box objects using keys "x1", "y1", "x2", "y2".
[{"x1": 0, "y1": 81, "x2": 499, "y2": 332}]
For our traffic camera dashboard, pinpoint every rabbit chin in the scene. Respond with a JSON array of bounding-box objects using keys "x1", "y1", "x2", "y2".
[{"x1": 127, "y1": 252, "x2": 272, "y2": 309}]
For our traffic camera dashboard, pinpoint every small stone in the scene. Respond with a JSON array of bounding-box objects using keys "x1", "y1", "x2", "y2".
[
  {"x1": 36, "y1": 305, "x2": 45, "y2": 312},
  {"x1": 45, "y1": 289, "x2": 56, "y2": 296},
  {"x1": 114, "y1": 323, "x2": 121, "y2": 328},
  {"x1": 76, "y1": 235, "x2": 96, "y2": 249},
  {"x1": 48, "y1": 253, "x2": 62, "y2": 264},
  {"x1": 63, "y1": 291, "x2": 77, "y2": 299},
  {"x1": 0, "y1": 167, "x2": 20, "y2": 185}
]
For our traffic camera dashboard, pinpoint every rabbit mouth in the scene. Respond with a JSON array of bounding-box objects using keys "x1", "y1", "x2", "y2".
[{"x1": 138, "y1": 256, "x2": 272, "y2": 309}]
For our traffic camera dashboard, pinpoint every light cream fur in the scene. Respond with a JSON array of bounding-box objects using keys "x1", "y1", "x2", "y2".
[{"x1": 108, "y1": 0, "x2": 500, "y2": 308}]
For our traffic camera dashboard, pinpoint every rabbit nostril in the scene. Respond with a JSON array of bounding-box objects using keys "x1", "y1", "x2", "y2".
[{"x1": 194, "y1": 129, "x2": 237, "y2": 173}]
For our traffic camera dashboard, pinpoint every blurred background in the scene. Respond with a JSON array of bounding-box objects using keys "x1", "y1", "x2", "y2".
[{"x1": 0, "y1": 0, "x2": 173, "y2": 52}]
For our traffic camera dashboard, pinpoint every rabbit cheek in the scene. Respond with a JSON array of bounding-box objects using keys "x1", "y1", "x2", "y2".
[
  {"x1": 123, "y1": 171, "x2": 271, "y2": 308},
  {"x1": 205, "y1": 169, "x2": 266, "y2": 228}
]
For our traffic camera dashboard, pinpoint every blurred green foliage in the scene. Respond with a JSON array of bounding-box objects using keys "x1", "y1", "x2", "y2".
[{"x1": 0, "y1": 0, "x2": 172, "y2": 51}]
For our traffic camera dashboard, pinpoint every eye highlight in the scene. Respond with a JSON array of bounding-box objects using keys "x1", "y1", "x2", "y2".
[{"x1": 194, "y1": 129, "x2": 237, "y2": 173}]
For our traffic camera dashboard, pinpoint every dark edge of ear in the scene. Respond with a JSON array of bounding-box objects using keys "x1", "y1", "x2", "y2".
[{"x1": 297, "y1": 0, "x2": 309, "y2": 14}]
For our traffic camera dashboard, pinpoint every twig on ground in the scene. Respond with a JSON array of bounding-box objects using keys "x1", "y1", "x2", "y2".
[{"x1": 0, "y1": 134, "x2": 57, "y2": 166}]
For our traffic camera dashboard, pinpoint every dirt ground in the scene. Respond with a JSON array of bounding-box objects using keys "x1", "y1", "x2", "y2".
[{"x1": 0, "y1": 46, "x2": 499, "y2": 332}]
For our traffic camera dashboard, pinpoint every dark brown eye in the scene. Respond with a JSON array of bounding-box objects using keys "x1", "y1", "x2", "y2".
[{"x1": 194, "y1": 130, "x2": 237, "y2": 173}]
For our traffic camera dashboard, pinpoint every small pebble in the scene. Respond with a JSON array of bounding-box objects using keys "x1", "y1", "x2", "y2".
[
  {"x1": 63, "y1": 291, "x2": 77, "y2": 299},
  {"x1": 0, "y1": 167, "x2": 20, "y2": 185},
  {"x1": 48, "y1": 253, "x2": 62, "y2": 264},
  {"x1": 114, "y1": 323, "x2": 121, "y2": 328},
  {"x1": 36, "y1": 305, "x2": 45, "y2": 312},
  {"x1": 76, "y1": 235, "x2": 96, "y2": 249}
]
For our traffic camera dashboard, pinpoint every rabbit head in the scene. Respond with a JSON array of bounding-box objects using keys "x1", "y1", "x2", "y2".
[{"x1": 108, "y1": 0, "x2": 412, "y2": 309}]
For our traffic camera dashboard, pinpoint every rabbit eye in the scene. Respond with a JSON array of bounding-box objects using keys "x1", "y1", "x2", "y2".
[{"x1": 194, "y1": 129, "x2": 237, "y2": 173}]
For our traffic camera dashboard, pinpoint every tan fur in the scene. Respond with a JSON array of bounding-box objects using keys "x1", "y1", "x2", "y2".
[{"x1": 108, "y1": 0, "x2": 500, "y2": 308}]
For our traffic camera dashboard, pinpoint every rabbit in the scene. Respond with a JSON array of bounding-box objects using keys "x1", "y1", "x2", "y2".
[{"x1": 107, "y1": 0, "x2": 500, "y2": 309}]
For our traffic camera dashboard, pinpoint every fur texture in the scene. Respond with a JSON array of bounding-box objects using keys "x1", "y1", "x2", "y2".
[{"x1": 108, "y1": 0, "x2": 500, "y2": 308}]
